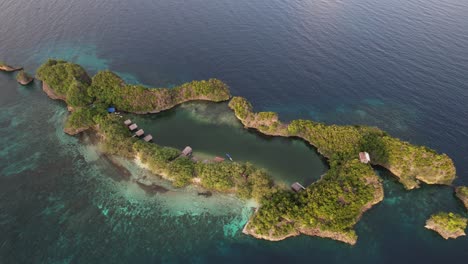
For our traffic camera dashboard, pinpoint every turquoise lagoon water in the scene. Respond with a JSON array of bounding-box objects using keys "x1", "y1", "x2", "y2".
[{"x1": 1, "y1": 0, "x2": 468, "y2": 263}]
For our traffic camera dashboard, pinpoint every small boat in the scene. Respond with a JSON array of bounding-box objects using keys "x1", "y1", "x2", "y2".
[{"x1": 225, "y1": 153, "x2": 233, "y2": 161}]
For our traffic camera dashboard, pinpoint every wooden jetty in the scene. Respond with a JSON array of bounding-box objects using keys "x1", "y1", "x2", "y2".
[
  {"x1": 128, "y1": 123, "x2": 138, "y2": 131},
  {"x1": 181, "y1": 146, "x2": 193, "y2": 157},
  {"x1": 143, "y1": 134, "x2": 153, "y2": 142},
  {"x1": 291, "y1": 182, "x2": 306, "y2": 192},
  {"x1": 124, "y1": 119, "x2": 132, "y2": 126},
  {"x1": 135, "y1": 129, "x2": 144, "y2": 137}
]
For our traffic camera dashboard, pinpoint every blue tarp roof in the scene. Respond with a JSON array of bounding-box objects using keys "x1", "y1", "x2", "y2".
[{"x1": 107, "y1": 107, "x2": 116, "y2": 113}]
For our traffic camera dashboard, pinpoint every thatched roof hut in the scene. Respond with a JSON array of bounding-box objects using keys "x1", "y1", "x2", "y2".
[
  {"x1": 135, "y1": 129, "x2": 144, "y2": 137},
  {"x1": 182, "y1": 146, "x2": 193, "y2": 156},
  {"x1": 128, "y1": 124, "x2": 138, "y2": 131},
  {"x1": 143, "y1": 134, "x2": 153, "y2": 142},
  {"x1": 291, "y1": 182, "x2": 306, "y2": 192},
  {"x1": 124, "y1": 119, "x2": 132, "y2": 126}
]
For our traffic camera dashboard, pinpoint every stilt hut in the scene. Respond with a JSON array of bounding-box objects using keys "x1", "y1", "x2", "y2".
[
  {"x1": 124, "y1": 119, "x2": 132, "y2": 126},
  {"x1": 181, "y1": 146, "x2": 193, "y2": 157},
  {"x1": 135, "y1": 129, "x2": 144, "y2": 137},
  {"x1": 359, "y1": 152, "x2": 371, "y2": 164},
  {"x1": 291, "y1": 182, "x2": 306, "y2": 192},
  {"x1": 128, "y1": 124, "x2": 138, "y2": 131},
  {"x1": 143, "y1": 134, "x2": 153, "y2": 142}
]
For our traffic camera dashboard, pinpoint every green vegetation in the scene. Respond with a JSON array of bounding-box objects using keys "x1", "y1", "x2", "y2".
[
  {"x1": 89, "y1": 71, "x2": 230, "y2": 113},
  {"x1": 94, "y1": 115, "x2": 137, "y2": 158},
  {"x1": 245, "y1": 159, "x2": 382, "y2": 241},
  {"x1": 430, "y1": 212, "x2": 467, "y2": 232},
  {"x1": 426, "y1": 212, "x2": 467, "y2": 239},
  {"x1": 36, "y1": 59, "x2": 231, "y2": 134},
  {"x1": 16, "y1": 70, "x2": 33, "y2": 84},
  {"x1": 36, "y1": 59, "x2": 91, "y2": 103},
  {"x1": 229, "y1": 96, "x2": 456, "y2": 189},
  {"x1": 229, "y1": 96, "x2": 254, "y2": 119},
  {"x1": 168, "y1": 157, "x2": 196, "y2": 187},
  {"x1": 64, "y1": 107, "x2": 105, "y2": 134},
  {"x1": 134, "y1": 140, "x2": 180, "y2": 175},
  {"x1": 36, "y1": 59, "x2": 459, "y2": 244},
  {"x1": 195, "y1": 162, "x2": 240, "y2": 191},
  {"x1": 194, "y1": 162, "x2": 274, "y2": 199}
]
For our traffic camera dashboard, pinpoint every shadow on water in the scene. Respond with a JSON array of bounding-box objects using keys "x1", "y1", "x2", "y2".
[{"x1": 136, "y1": 182, "x2": 169, "y2": 195}]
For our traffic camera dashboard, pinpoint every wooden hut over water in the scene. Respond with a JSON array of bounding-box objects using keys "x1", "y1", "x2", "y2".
[
  {"x1": 359, "y1": 152, "x2": 371, "y2": 164},
  {"x1": 128, "y1": 123, "x2": 138, "y2": 131},
  {"x1": 124, "y1": 119, "x2": 132, "y2": 126},
  {"x1": 181, "y1": 146, "x2": 193, "y2": 157},
  {"x1": 143, "y1": 134, "x2": 153, "y2": 142},
  {"x1": 135, "y1": 129, "x2": 144, "y2": 137},
  {"x1": 291, "y1": 182, "x2": 306, "y2": 192}
]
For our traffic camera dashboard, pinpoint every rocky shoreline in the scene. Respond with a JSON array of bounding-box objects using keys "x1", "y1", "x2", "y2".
[
  {"x1": 16, "y1": 70, "x2": 34, "y2": 85},
  {"x1": 242, "y1": 170, "x2": 384, "y2": 245},
  {"x1": 425, "y1": 215, "x2": 467, "y2": 240},
  {"x1": 32, "y1": 59, "x2": 460, "y2": 246},
  {"x1": 228, "y1": 97, "x2": 456, "y2": 190},
  {"x1": 0, "y1": 63, "x2": 23, "y2": 72},
  {"x1": 455, "y1": 186, "x2": 468, "y2": 210}
]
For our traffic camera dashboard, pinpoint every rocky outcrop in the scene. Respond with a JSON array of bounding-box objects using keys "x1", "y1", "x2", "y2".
[
  {"x1": 16, "y1": 70, "x2": 34, "y2": 85},
  {"x1": 63, "y1": 126, "x2": 90, "y2": 135},
  {"x1": 0, "y1": 63, "x2": 23, "y2": 72},
  {"x1": 42, "y1": 82, "x2": 66, "y2": 101},
  {"x1": 455, "y1": 186, "x2": 468, "y2": 210},
  {"x1": 243, "y1": 166, "x2": 384, "y2": 245},
  {"x1": 425, "y1": 212, "x2": 467, "y2": 239}
]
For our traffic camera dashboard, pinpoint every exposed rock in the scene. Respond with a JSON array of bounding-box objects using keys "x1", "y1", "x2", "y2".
[
  {"x1": 0, "y1": 62, "x2": 23, "y2": 72},
  {"x1": 425, "y1": 212, "x2": 467, "y2": 240},
  {"x1": 42, "y1": 82, "x2": 66, "y2": 101},
  {"x1": 64, "y1": 126, "x2": 90, "y2": 135},
  {"x1": 242, "y1": 164, "x2": 384, "y2": 245},
  {"x1": 455, "y1": 186, "x2": 468, "y2": 210},
  {"x1": 16, "y1": 70, "x2": 34, "y2": 85}
]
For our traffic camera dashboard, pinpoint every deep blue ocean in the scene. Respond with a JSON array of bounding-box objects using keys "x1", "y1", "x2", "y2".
[{"x1": 1, "y1": 0, "x2": 468, "y2": 263}]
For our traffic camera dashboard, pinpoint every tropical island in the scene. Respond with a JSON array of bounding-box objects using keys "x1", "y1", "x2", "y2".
[
  {"x1": 35, "y1": 59, "x2": 457, "y2": 245},
  {"x1": 425, "y1": 212, "x2": 467, "y2": 239}
]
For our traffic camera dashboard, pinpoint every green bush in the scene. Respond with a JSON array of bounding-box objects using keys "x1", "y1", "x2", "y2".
[
  {"x1": 249, "y1": 160, "x2": 380, "y2": 237},
  {"x1": 65, "y1": 107, "x2": 103, "y2": 131},
  {"x1": 89, "y1": 71, "x2": 230, "y2": 113},
  {"x1": 36, "y1": 59, "x2": 91, "y2": 97},
  {"x1": 429, "y1": 212, "x2": 468, "y2": 232},
  {"x1": 168, "y1": 157, "x2": 196, "y2": 187}
]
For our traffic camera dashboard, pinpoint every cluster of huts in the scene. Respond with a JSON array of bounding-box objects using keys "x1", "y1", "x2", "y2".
[{"x1": 124, "y1": 119, "x2": 153, "y2": 142}]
